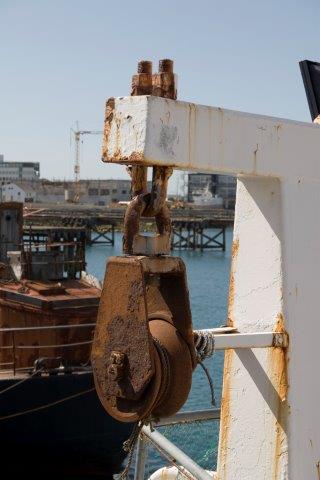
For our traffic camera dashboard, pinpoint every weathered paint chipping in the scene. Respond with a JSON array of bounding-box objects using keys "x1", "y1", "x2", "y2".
[
  {"x1": 227, "y1": 238, "x2": 239, "y2": 327},
  {"x1": 101, "y1": 95, "x2": 320, "y2": 179},
  {"x1": 216, "y1": 349, "x2": 233, "y2": 480},
  {"x1": 217, "y1": 235, "x2": 239, "y2": 477},
  {"x1": 268, "y1": 314, "x2": 289, "y2": 479}
]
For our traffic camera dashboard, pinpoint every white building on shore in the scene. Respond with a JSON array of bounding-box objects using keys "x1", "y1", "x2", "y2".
[{"x1": 1, "y1": 183, "x2": 36, "y2": 203}]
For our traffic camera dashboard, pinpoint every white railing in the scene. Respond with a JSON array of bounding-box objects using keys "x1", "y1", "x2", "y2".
[{"x1": 134, "y1": 408, "x2": 220, "y2": 480}]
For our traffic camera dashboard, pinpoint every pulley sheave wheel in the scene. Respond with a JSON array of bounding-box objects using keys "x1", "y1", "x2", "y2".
[{"x1": 91, "y1": 256, "x2": 196, "y2": 423}]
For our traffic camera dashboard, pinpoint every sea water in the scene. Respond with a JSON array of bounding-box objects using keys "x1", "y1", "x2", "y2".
[{"x1": 85, "y1": 227, "x2": 233, "y2": 476}]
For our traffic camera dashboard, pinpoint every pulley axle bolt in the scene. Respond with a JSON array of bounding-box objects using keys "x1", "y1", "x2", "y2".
[
  {"x1": 159, "y1": 59, "x2": 173, "y2": 73},
  {"x1": 108, "y1": 351, "x2": 126, "y2": 381},
  {"x1": 110, "y1": 351, "x2": 126, "y2": 365},
  {"x1": 137, "y1": 60, "x2": 152, "y2": 74},
  {"x1": 108, "y1": 364, "x2": 124, "y2": 381},
  {"x1": 132, "y1": 60, "x2": 153, "y2": 96}
]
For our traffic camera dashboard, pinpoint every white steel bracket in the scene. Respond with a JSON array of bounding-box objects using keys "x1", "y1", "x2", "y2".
[{"x1": 103, "y1": 94, "x2": 320, "y2": 480}]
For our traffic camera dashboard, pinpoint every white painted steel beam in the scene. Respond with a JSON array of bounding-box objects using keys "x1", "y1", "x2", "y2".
[
  {"x1": 195, "y1": 330, "x2": 288, "y2": 350},
  {"x1": 102, "y1": 95, "x2": 320, "y2": 179}
]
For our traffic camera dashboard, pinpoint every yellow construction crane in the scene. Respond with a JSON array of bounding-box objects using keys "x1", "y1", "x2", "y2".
[{"x1": 71, "y1": 122, "x2": 103, "y2": 202}]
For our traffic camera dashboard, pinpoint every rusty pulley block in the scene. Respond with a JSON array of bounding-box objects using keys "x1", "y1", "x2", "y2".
[
  {"x1": 91, "y1": 59, "x2": 196, "y2": 423},
  {"x1": 91, "y1": 255, "x2": 196, "y2": 422},
  {"x1": 91, "y1": 162, "x2": 196, "y2": 422}
]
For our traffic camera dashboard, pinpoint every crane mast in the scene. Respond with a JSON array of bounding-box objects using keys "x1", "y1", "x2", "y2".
[{"x1": 71, "y1": 124, "x2": 102, "y2": 202}]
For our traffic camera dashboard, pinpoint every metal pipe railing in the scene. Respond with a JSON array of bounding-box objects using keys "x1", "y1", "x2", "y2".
[
  {"x1": 194, "y1": 329, "x2": 288, "y2": 350},
  {"x1": 135, "y1": 408, "x2": 220, "y2": 480},
  {"x1": 0, "y1": 340, "x2": 93, "y2": 350},
  {"x1": 0, "y1": 323, "x2": 95, "y2": 332},
  {"x1": 155, "y1": 408, "x2": 220, "y2": 426},
  {"x1": 142, "y1": 426, "x2": 214, "y2": 480},
  {"x1": 134, "y1": 434, "x2": 148, "y2": 480}
]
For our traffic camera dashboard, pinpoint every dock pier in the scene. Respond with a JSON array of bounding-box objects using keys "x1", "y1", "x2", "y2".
[
  {"x1": 171, "y1": 219, "x2": 227, "y2": 251},
  {"x1": 23, "y1": 204, "x2": 234, "y2": 251}
]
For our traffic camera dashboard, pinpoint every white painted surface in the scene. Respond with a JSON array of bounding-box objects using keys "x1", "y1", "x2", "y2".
[
  {"x1": 216, "y1": 175, "x2": 320, "y2": 479},
  {"x1": 103, "y1": 95, "x2": 320, "y2": 179},
  {"x1": 217, "y1": 176, "x2": 288, "y2": 479}
]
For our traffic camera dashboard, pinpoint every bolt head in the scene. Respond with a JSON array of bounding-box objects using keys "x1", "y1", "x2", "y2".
[
  {"x1": 110, "y1": 351, "x2": 126, "y2": 366},
  {"x1": 108, "y1": 363, "x2": 124, "y2": 381}
]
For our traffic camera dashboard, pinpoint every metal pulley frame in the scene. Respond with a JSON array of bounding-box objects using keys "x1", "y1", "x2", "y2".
[
  {"x1": 91, "y1": 60, "x2": 197, "y2": 423},
  {"x1": 91, "y1": 255, "x2": 196, "y2": 422}
]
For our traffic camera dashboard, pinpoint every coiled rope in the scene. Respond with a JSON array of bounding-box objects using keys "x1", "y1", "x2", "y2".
[
  {"x1": 119, "y1": 337, "x2": 172, "y2": 479},
  {"x1": 194, "y1": 330, "x2": 216, "y2": 406},
  {"x1": 152, "y1": 337, "x2": 171, "y2": 411},
  {"x1": 194, "y1": 330, "x2": 215, "y2": 360},
  {"x1": 119, "y1": 331, "x2": 217, "y2": 478}
]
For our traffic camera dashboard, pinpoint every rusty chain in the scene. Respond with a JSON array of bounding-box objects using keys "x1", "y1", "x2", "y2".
[{"x1": 123, "y1": 166, "x2": 173, "y2": 254}]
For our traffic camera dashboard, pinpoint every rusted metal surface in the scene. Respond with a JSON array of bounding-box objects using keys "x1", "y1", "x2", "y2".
[
  {"x1": 152, "y1": 59, "x2": 177, "y2": 100},
  {"x1": 269, "y1": 314, "x2": 289, "y2": 479},
  {"x1": 94, "y1": 59, "x2": 196, "y2": 423},
  {"x1": 131, "y1": 60, "x2": 153, "y2": 96},
  {"x1": 123, "y1": 194, "x2": 148, "y2": 254},
  {"x1": 130, "y1": 61, "x2": 151, "y2": 201},
  {"x1": 92, "y1": 256, "x2": 156, "y2": 420},
  {"x1": 123, "y1": 192, "x2": 172, "y2": 255},
  {"x1": 121, "y1": 61, "x2": 175, "y2": 255},
  {"x1": 102, "y1": 97, "x2": 116, "y2": 161},
  {"x1": 0, "y1": 279, "x2": 100, "y2": 372},
  {"x1": 123, "y1": 61, "x2": 174, "y2": 253},
  {"x1": 0, "y1": 202, "x2": 23, "y2": 262},
  {"x1": 143, "y1": 166, "x2": 173, "y2": 217},
  {"x1": 227, "y1": 238, "x2": 239, "y2": 327},
  {"x1": 91, "y1": 256, "x2": 195, "y2": 423},
  {"x1": 217, "y1": 348, "x2": 233, "y2": 478},
  {"x1": 128, "y1": 165, "x2": 148, "y2": 196}
]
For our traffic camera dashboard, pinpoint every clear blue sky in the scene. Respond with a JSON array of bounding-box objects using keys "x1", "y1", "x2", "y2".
[{"x1": 0, "y1": 0, "x2": 319, "y2": 190}]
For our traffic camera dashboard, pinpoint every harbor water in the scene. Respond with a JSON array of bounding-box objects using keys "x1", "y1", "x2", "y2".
[{"x1": 86, "y1": 227, "x2": 233, "y2": 476}]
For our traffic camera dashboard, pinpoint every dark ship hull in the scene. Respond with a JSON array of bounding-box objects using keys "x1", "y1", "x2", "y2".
[
  {"x1": 0, "y1": 370, "x2": 133, "y2": 478},
  {"x1": 0, "y1": 203, "x2": 132, "y2": 478}
]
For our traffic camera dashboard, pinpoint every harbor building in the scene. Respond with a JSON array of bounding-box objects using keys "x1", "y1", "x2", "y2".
[
  {"x1": 37, "y1": 179, "x2": 134, "y2": 204},
  {"x1": 0, "y1": 155, "x2": 40, "y2": 183},
  {"x1": 188, "y1": 173, "x2": 236, "y2": 209},
  {"x1": 1, "y1": 182, "x2": 36, "y2": 203},
  {"x1": 0, "y1": 178, "x2": 143, "y2": 205}
]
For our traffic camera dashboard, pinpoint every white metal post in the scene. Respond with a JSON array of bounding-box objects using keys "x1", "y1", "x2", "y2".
[{"x1": 134, "y1": 435, "x2": 148, "y2": 480}]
